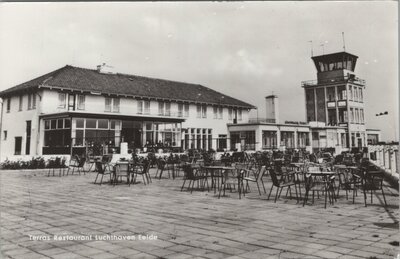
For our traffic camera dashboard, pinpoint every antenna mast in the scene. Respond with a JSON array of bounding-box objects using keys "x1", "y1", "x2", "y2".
[
  {"x1": 342, "y1": 32, "x2": 346, "y2": 52},
  {"x1": 308, "y1": 40, "x2": 314, "y2": 57}
]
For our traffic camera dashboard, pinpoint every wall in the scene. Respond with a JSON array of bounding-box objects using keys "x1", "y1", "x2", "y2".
[{"x1": 0, "y1": 92, "x2": 41, "y2": 161}]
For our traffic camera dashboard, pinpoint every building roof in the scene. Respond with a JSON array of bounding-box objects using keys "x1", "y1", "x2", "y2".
[{"x1": 0, "y1": 65, "x2": 255, "y2": 109}]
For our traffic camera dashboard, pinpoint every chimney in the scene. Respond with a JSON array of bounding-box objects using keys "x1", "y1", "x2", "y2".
[
  {"x1": 96, "y1": 63, "x2": 115, "y2": 74},
  {"x1": 265, "y1": 95, "x2": 279, "y2": 124}
]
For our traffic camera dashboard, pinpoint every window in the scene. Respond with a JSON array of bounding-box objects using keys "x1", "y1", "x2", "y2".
[
  {"x1": 27, "y1": 94, "x2": 32, "y2": 110},
  {"x1": 144, "y1": 100, "x2": 150, "y2": 114},
  {"x1": 18, "y1": 95, "x2": 23, "y2": 111},
  {"x1": 228, "y1": 108, "x2": 233, "y2": 120},
  {"x1": 213, "y1": 107, "x2": 218, "y2": 119},
  {"x1": 6, "y1": 98, "x2": 10, "y2": 113},
  {"x1": 348, "y1": 86, "x2": 353, "y2": 101},
  {"x1": 360, "y1": 109, "x2": 364, "y2": 123},
  {"x1": 158, "y1": 102, "x2": 165, "y2": 115},
  {"x1": 105, "y1": 97, "x2": 112, "y2": 112},
  {"x1": 58, "y1": 93, "x2": 66, "y2": 108},
  {"x1": 3, "y1": 130, "x2": 7, "y2": 140},
  {"x1": 238, "y1": 109, "x2": 242, "y2": 121},
  {"x1": 196, "y1": 105, "x2": 201, "y2": 118},
  {"x1": 350, "y1": 108, "x2": 354, "y2": 123},
  {"x1": 184, "y1": 104, "x2": 189, "y2": 117},
  {"x1": 77, "y1": 95, "x2": 85, "y2": 110},
  {"x1": 178, "y1": 103, "x2": 183, "y2": 117},
  {"x1": 32, "y1": 93, "x2": 36, "y2": 109},
  {"x1": 27, "y1": 93, "x2": 36, "y2": 110},
  {"x1": 137, "y1": 100, "x2": 143, "y2": 114},
  {"x1": 218, "y1": 107, "x2": 223, "y2": 119},
  {"x1": 165, "y1": 102, "x2": 171, "y2": 116},
  {"x1": 113, "y1": 98, "x2": 120, "y2": 112},
  {"x1": 202, "y1": 105, "x2": 207, "y2": 118},
  {"x1": 138, "y1": 100, "x2": 150, "y2": 114},
  {"x1": 359, "y1": 88, "x2": 363, "y2": 102},
  {"x1": 105, "y1": 97, "x2": 120, "y2": 112}
]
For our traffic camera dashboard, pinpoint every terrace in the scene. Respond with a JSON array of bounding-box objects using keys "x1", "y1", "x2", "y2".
[{"x1": 0, "y1": 155, "x2": 399, "y2": 259}]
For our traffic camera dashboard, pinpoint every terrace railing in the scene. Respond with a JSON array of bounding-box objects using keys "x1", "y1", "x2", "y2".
[{"x1": 368, "y1": 144, "x2": 399, "y2": 179}]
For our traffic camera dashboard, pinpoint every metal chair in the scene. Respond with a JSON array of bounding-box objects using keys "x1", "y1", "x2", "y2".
[
  {"x1": 114, "y1": 162, "x2": 131, "y2": 186},
  {"x1": 94, "y1": 161, "x2": 112, "y2": 185},
  {"x1": 267, "y1": 168, "x2": 300, "y2": 203},
  {"x1": 242, "y1": 166, "x2": 267, "y2": 195},
  {"x1": 354, "y1": 170, "x2": 387, "y2": 207},
  {"x1": 67, "y1": 156, "x2": 86, "y2": 175}
]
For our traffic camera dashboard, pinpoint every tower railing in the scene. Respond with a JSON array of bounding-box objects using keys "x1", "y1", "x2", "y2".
[{"x1": 301, "y1": 75, "x2": 366, "y2": 87}]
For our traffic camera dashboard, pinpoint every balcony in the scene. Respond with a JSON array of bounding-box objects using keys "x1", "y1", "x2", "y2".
[{"x1": 301, "y1": 75, "x2": 366, "y2": 87}]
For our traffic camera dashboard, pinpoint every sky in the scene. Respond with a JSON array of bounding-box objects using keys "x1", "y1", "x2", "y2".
[{"x1": 0, "y1": 1, "x2": 398, "y2": 141}]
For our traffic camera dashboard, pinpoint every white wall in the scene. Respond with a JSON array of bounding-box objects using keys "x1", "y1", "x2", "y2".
[{"x1": 0, "y1": 93, "x2": 41, "y2": 161}]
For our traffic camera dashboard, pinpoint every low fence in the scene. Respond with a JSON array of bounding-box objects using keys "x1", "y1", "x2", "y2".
[{"x1": 368, "y1": 145, "x2": 399, "y2": 180}]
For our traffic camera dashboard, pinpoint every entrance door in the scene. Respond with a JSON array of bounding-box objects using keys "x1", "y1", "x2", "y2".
[{"x1": 121, "y1": 121, "x2": 142, "y2": 149}]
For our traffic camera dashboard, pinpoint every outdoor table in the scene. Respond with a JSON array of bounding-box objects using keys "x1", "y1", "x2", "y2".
[
  {"x1": 202, "y1": 166, "x2": 236, "y2": 193},
  {"x1": 112, "y1": 161, "x2": 133, "y2": 185}
]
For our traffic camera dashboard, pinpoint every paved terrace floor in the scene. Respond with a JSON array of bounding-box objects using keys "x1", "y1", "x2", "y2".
[{"x1": 0, "y1": 168, "x2": 399, "y2": 259}]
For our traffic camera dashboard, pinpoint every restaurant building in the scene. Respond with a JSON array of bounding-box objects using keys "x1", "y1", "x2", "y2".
[{"x1": 0, "y1": 65, "x2": 255, "y2": 160}]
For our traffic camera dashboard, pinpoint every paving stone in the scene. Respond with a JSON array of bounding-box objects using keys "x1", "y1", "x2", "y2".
[{"x1": 0, "y1": 169, "x2": 398, "y2": 259}]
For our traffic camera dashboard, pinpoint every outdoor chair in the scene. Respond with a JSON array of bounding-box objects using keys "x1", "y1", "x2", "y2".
[
  {"x1": 303, "y1": 172, "x2": 336, "y2": 209},
  {"x1": 67, "y1": 156, "x2": 86, "y2": 175},
  {"x1": 47, "y1": 157, "x2": 66, "y2": 177},
  {"x1": 243, "y1": 166, "x2": 267, "y2": 195},
  {"x1": 218, "y1": 168, "x2": 244, "y2": 199},
  {"x1": 267, "y1": 168, "x2": 299, "y2": 203},
  {"x1": 132, "y1": 160, "x2": 152, "y2": 185},
  {"x1": 353, "y1": 170, "x2": 387, "y2": 207},
  {"x1": 114, "y1": 162, "x2": 131, "y2": 186},
  {"x1": 94, "y1": 161, "x2": 112, "y2": 185},
  {"x1": 336, "y1": 167, "x2": 361, "y2": 200},
  {"x1": 181, "y1": 165, "x2": 209, "y2": 193},
  {"x1": 86, "y1": 154, "x2": 96, "y2": 172},
  {"x1": 155, "y1": 159, "x2": 171, "y2": 179}
]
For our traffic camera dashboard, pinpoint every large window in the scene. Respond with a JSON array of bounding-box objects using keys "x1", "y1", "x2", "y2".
[
  {"x1": 218, "y1": 107, "x2": 223, "y2": 119},
  {"x1": 77, "y1": 95, "x2": 85, "y2": 110},
  {"x1": 72, "y1": 118, "x2": 120, "y2": 148},
  {"x1": 158, "y1": 101, "x2": 171, "y2": 116},
  {"x1": 337, "y1": 86, "x2": 347, "y2": 100},
  {"x1": 105, "y1": 97, "x2": 120, "y2": 112},
  {"x1": 44, "y1": 118, "x2": 71, "y2": 149},
  {"x1": 281, "y1": 131, "x2": 295, "y2": 148},
  {"x1": 228, "y1": 108, "x2": 233, "y2": 120},
  {"x1": 262, "y1": 131, "x2": 277, "y2": 149},
  {"x1": 297, "y1": 132, "x2": 309, "y2": 148},
  {"x1": 327, "y1": 87, "x2": 335, "y2": 101},
  {"x1": 137, "y1": 100, "x2": 150, "y2": 114},
  {"x1": 213, "y1": 107, "x2": 218, "y2": 119}
]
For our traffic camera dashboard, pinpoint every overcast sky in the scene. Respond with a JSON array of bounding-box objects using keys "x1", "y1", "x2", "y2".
[{"x1": 0, "y1": 2, "x2": 398, "y2": 141}]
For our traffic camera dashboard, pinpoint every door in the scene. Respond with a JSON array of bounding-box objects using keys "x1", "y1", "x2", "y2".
[
  {"x1": 15, "y1": 137, "x2": 22, "y2": 155},
  {"x1": 25, "y1": 121, "x2": 31, "y2": 155}
]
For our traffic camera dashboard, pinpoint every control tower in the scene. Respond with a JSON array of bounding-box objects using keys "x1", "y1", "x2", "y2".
[{"x1": 302, "y1": 51, "x2": 366, "y2": 148}]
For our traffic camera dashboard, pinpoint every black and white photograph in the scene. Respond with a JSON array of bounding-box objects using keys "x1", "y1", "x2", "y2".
[{"x1": 0, "y1": 1, "x2": 398, "y2": 259}]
